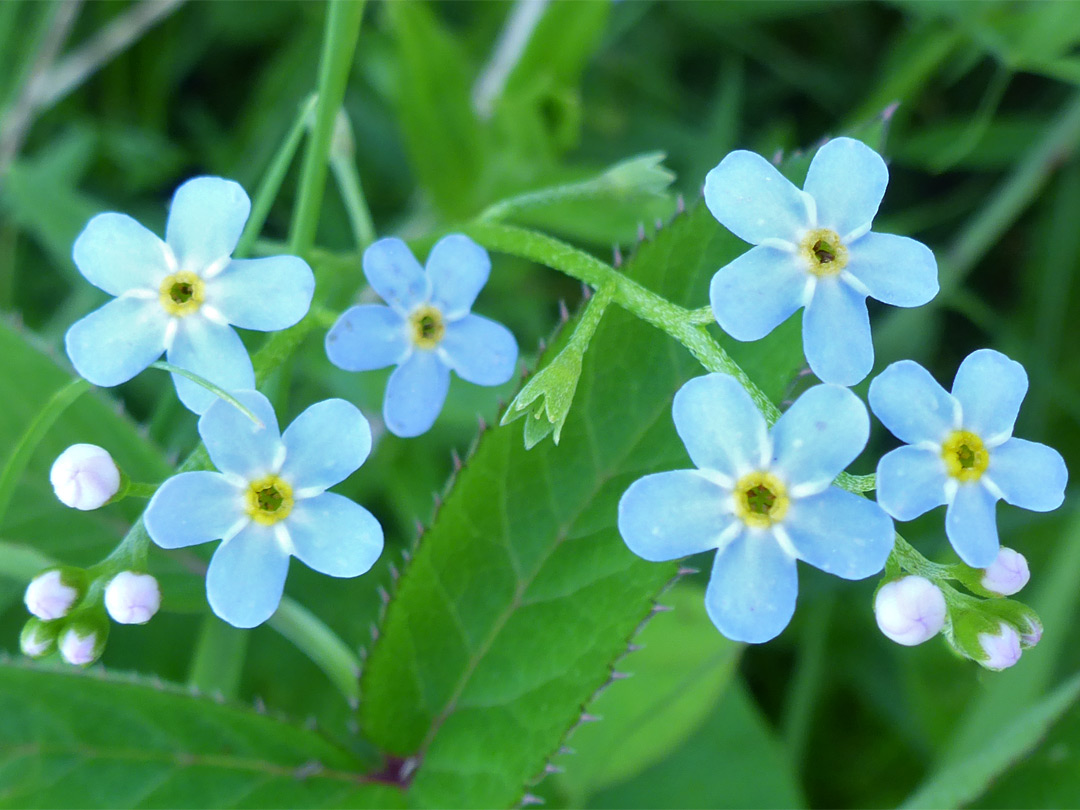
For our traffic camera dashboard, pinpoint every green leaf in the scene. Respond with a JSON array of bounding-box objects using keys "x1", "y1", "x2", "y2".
[
  {"x1": 0, "y1": 661, "x2": 404, "y2": 808},
  {"x1": 359, "y1": 201, "x2": 805, "y2": 808},
  {"x1": 554, "y1": 584, "x2": 741, "y2": 804}
]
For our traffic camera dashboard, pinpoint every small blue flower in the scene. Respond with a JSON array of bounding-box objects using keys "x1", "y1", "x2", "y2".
[
  {"x1": 705, "y1": 137, "x2": 939, "y2": 386},
  {"x1": 618, "y1": 374, "x2": 894, "y2": 643},
  {"x1": 66, "y1": 177, "x2": 314, "y2": 413},
  {"x1": 870, "y1": 349, "x2": 1067, "y2": 568},
  {"x1": 145, "y1": 391, "x2": 383, "y2": 628},
  {"x1": 325, "y1": 234, "x2": 518, "y2": 437}
]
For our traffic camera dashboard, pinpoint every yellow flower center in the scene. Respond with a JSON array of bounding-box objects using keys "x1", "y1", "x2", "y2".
[
  {"x1": 409, "y1": 305, "x2": 445, "y2": 349},
  {"x1": 159, "y1": 271, "x2": 205, "y2": 317},
  {"x1": 245, "y1": 475, "x2": 294, "y2": 526},
  {"x1": 799, "y1": 228, "x2": 848, "y2": 277},
  {"x1": 733, "y1": 471, "x2": 790, "y2": 529},
  {"x1": 941, "y1": 430, "x2": 989, "y2": 482}
]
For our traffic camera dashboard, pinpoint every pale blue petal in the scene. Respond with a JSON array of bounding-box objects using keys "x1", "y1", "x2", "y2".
[
  {"x1": 166, "y1": 316, "x2": 256, "y2": 414},
  {"x1": 281, "y1": 399, "x2": 371, "y2": 493},
  {"x1": 363, "y1": 238, "x2": 430, "y2": 314},
  {"x1": 65, "y1": 296, "x2": 168, "y2": 387},
  {"x1": 165, "y1": 177, "x2": 249, "y2": 272},
  {"x1": 875, "y1": 446, "x2": 949, "y2": 521},
  {"x1": 988, "y1": 438, "x2": 1067, "y2": 512},
  {"x1": 802, "y1": 137, "x2": 888, "y2": 237},
  {"x1": 845, "y1": 232, "x2": 939, "y2": 307},
  {"x1": 73, "y1": 213, "x2": 170, "y2": 296},
  {"x1": 286, "y1": 492, "x2": 383, "y2": 577},
  {"x1": 771, "y1": 384, "x2": 869, "y2": 488},
  {"x1": 868, "y1": 360, "x2": 957, "y2": 446},
  {"x1": 784, "y1": 487, "x2": 894, "y2": 579},
  {"x1": 951, "y1": 349, "x2": 1028, "y2": 440},
  {"x1": 672, "y1": 373, "x2": 769, "y2": 478},
  {"x1": 207, "y1": 257, "x2": 314, "y2": 331},
  {"x1": 439, "y1": 314, "x2": 518, "y2": 386},
  {"x1": 704, "y1": 150, "x2": 809, "y2": 245},
  {"x1": 803, "y1": 279, "x2": 872, "y2": 386},
  {"x1": 206, "y1": 524, "x2": 290, "y2": 628},
  {"x1": 945, "y1": 483, "x2": 1000, "y2": 568},
  {"x1": 709, "y1": 246, "x2": 806, "y2": 342},
  {"x1": 427, "y1": 234, "x2": 490, "y2": 319},
  {"x1": 383, "y1": 350, "x2": 450, "y2": 438},
  {"x1": 325, "y1": 305, "x2": 410, "y2": 372},
  {"x1": 618, "y1": 470, "x2": 736, "y2": 562},
  {"x1": 145, "y1": 471, "x2": 244, "y2": 549},
  {"x1": 198, "y1": 390, "x2": 282, "y2": 480},
  {"x1": 704, "y1": 533, "x2": 797, "y2": 644}
]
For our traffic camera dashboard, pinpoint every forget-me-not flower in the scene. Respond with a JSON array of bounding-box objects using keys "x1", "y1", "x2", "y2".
[
  {"x1": 705, "y1": 137, "x2": 939, "y2": 386},
  {"x1": 325, "y1": 234, "x2": 518, "y2": 437},
  {"x1": 145, "y1": 390, "x2": 383, "y2": 628},
  {"x1": 869, "y1": 349, "x2": 1067, "y2": 568},
  {"x1": 66, "y1": 177, "x2": 314, "y2": 413},
  {"x1": 618, "y1": 373, "x2": 894, "y2": 643}
]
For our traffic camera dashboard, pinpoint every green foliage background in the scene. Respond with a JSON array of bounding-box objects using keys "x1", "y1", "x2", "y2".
[{"x1": 1, "y1": 1, "x2": 1079, "y2": 808}]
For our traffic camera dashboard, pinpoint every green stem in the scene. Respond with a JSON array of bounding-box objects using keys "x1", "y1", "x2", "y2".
[
  {"x1": 0, "y1": 376, "x2": 90, "y2": 530},
  {"x1": 329, "y1": 112, "x2": 377, "y2": 249},
  {"x1": 567, "y1": 279, "x2": 616, "y2": 352},
  {"x1": 189, "y1": 615, "x2": 249, "y2": 699},
  {"x1": 287, "y1": 0, "x2": 366, "y2": 256},
  {"x1": 149, "y1": 362, "x2": 264, "y2": 426},
  {"x1": 268, "y1": 597, "x2": 361, "y2": 706}
]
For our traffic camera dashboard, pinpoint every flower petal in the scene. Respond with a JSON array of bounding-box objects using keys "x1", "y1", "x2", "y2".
[
  {"x1": 363, "y1": 238, "x2": 431, "y2": 314},
  {"x1": 383, "y1": 350, "x2": 450, "y2": 438},
  {"x1": 207, "y1": 257, "x2": 314, "y2": 331},
  {"x1": 165, "y1": 177, "x2": 250, "y2": 272},
  {"x1": 704, "y1": 150, "x2": 809, "y2": 245},
  {"x1": 286, "y1": 492, "x2": 383, "y2": 577},
  {"x1": 802, "y1": 137, "x2": 888, "y2": 238},
  {"x1": 803, "y1": 279, "x2": 873, "y2": 386},
  {"x1": 875, "y1": 446, "x2": 949, "y2": 521},
  {"x1": 198, "y1": 390, "x2": 282, "y2": 480},
  {"x1": 709, "y1": 246, "x2": 806, "y2": 342},
  {"x1": 845, "y1": 232, "x2": 938, "y2": 307},
  {"x1": 439, "y1": 314, "x2": 518, "y2": 386},
  {"x1": 951, "y1": 349, "x2": 1028, "y2": 441},
  {"x1": 65, "y1": 297, "x2": 167, "y2": 387},
  {"x1": 988, "y1": 438, "x2": 1068, "y2": 512},
  {"x1": 166, "y1": 316, "x2": 256, "y2": 414},
  {"x1": 618, "y1": 470, "x2": 736, "y2": 562},
  {"x1": 325, "y1": 305, "x2": 410, "y2": 372},
  {"x1": 206, "y1": 524, "x2": 290, "y2": 628},
  {"x1": 945, "y1": 483, "x2": 1000, "y2": 568},
  {"x1": 73, "y1": 213, "x2": 170, "y2": 296},
  {"x1": 771, "y1": 384, "x2": 869, "y2": 488},
  {"x1": 704, "y1": 533, "x2": 797, "y2": 643},
  {"x1": 281, "y1": 399, "x2": 371, "y2": 493},
  {"x1": 868, "y1": 360, "x2": 957, "y2": 446},
  {"x1": 145, "y1": 471, "x2": 244, "y2": 549},
  {"x1": 426, "y1": 234, "x2": 491, "y2": 319},
  {"x1": 783, "y1": 487, "x2": 893, "y2": 579},
  {"x1": 672, "y1": 373, "x2": 769, "y2": 478}
]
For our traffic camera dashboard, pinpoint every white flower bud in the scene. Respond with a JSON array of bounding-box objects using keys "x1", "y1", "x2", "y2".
[
  {"x1": 20, "y1": 618, "x2": 58, "y2": 658},
  {"x1": 50, "y1": 444, "x2": 121, "y2": 510},
  {"x1": 978, "y1": 622, "x2": 1022, "y2": 671},
  {"x1": 24, "y1": 569, "x2": 79, "y2": 621},
  {"x1": 874, "y1": 576, "x2": 947, "y2": 646},
  {"x1": 1020, "y1": 616, "x2": 1043, "y2": 648},
  {"x1": 980, "y1": 547, "x2": 1030, "y2": 596},
  {"x1": 59, "y1": 625, "x2": 104, "y2": 666},
  {"x1": 104, "y1": 572, "x2": 161, "y2": 624}
]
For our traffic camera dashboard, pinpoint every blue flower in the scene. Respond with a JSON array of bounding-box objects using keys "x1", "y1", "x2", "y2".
[
  {"x1": 870, "y1": 349, "x2": 1068, "y2": 568},
  {"x1": 705, "y1": 137, "x2": 939, "y2": 386},
  {"x1": 66, "y1": 177, "x2": 314, "y2": 413},
  {"x1": 618, "y1": 373, "x2": 894, "y2": 643},
  {"x1": 145, "y1": 391, "x2": 383, "y2": 628},
  {"x1": 325, "y1": 234, "x2": 518, "y2": 437}
]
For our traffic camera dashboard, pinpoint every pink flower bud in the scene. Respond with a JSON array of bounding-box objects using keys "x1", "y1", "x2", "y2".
[
  {"x1": 980, "y1": 547, "x2": 1030, "y2": 596},
  {"x1": 104, "y1": 572, "x2": 161, "y2": 625},
  {"x1": 59, "y1": 625, "x2": 104, "y2": 666},
  {"x1": 874, "y1": 576, "x2": 946, "y2": 646},
  {"x1": 50, "y1": 444, "x2": 120, "y2": 510},
  {"x1": 24, "y1": 569, "x2": 78, "y2": 621},
  {"x1": 978, "y1": 622, "x2": 1022, "y2": 670}
]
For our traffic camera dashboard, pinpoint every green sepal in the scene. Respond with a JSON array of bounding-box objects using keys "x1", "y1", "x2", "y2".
[
  {"x1": 981, "y1": 598, "x2": 1043, "y2": 648},
  {"x1": 501, "y1": 345, "x2": 583, "y2": 447},
  {"x1": 58, "y1": 609, "x2": 110, "y2": 667},
  {"x1": 20, "y1": 616, "x2": 60, "y2": 659}
]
